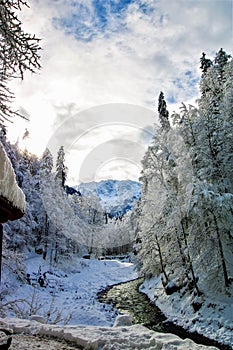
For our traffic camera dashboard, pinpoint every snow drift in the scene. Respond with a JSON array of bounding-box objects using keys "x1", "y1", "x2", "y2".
[{"x1": 0, "y1": 318, "x2": 218, "y2": 350}]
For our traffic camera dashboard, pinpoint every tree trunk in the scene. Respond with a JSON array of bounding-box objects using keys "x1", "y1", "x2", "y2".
[
  {"x1": 212, "y1": 212, "x2": 229, "y2": 287},
  {"x1": 49, "y1": 247, "x2": 54, "y2": 269},
  {"x1": 175, "y1": 227, "x2": 188, "y2": 272},
  {"x1": 155, "y1": 233, "x2": 169, "y2": 283},
  {"x1": 54, "y1": 241, "x2": 58, "y2": 264},
  {"x1": 104, "y1": 212, "x2": 108, "y2": 224},
  {"x1": 181, "y1": 218, "x2": 201, "y2": 295},
  {"x1": 0, "y1": 224, "x2": 3, "y2": 286},
  {"x1": 42, "y1": 214, "x2": 49, "y2": 260}
]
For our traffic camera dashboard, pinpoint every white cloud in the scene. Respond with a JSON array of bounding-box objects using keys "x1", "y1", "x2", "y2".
[
  {"x1": 46, "y1": 104, "x2": 155, "y2": 183},
  {"x1": 7, "y1": 0, "x2": 232, "y2": 181}
]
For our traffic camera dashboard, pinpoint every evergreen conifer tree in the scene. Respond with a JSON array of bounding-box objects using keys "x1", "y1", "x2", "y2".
[
  {"x1": 158, "y1": 91, "x2": 170, "y2": 130},
  {"x1": 133, "y1": 49, "x2": 233, "y2": 296},
  {"x1": 200, "y1": 52, "x2": 212, "y2": 74},
  {"x1": 55, "y1": 146, "x2": 67, "y2": 188}
]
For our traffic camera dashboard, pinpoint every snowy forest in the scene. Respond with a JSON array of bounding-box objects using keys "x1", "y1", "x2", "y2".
[
  {"x1": 133, "y1": 49, "x2": 233, "y2": 296},
  {"x1": 0, "y1": 1, "x2": 233, "y2": 349},
  {"x1": 0, "y1": 135, "x2": 133, "y2": 268}
]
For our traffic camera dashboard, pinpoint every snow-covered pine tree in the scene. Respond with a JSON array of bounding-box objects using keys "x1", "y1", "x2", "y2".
[
  {"x1": 200, "y1": 52, "x2": 213, "y2": 74},
  {"x1": 172, "y1": 50, "x2": 232, "y2": 292},
  {"x1": 55, "y1": 146, "x2": 67, "y2": 188},
  {"x1": 134, "y1": 49, "x2": 232, "y2": 297},
  {"x1": 40, "y1": 148, "x2": 53, "y2": 180},
  {"x1": 158, "y1": 91, "x2": 170, "y2": 131},
  {"x1": 192, "y1": 50, "x2": 233, "y2": 290},
  {"x1": 134, "y1": 94, "x2": 179, "y2": 283},
  {"x1": 214, "y1": 48, "x2": 231, "y2": 79},
  {"x1": 39, "y1": 148, "x2": 54, "y2": 259}
]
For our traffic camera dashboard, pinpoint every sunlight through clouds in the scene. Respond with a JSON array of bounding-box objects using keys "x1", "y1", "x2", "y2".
[{"x1": 7, "y1": 0, "x2": 232, "y2": 181}]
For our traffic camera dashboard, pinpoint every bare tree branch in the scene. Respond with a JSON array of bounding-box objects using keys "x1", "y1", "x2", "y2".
[{"x1": 0, "y1": 0, "x2": 41, "y2": 125}]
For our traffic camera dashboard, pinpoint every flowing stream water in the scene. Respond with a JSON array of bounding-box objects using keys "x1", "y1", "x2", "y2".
[{"x1": 98, "y1": 278, "x2": 231, "y2": 350}]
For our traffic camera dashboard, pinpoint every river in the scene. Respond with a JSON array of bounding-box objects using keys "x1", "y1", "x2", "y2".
[{"x1": 98, "y1": 278, "x2": 231, "y2": 350}]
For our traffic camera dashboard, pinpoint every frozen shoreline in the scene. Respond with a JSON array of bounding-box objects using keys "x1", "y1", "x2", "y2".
[{"x1": 140, "y1": 276, "x2": 233, "y2": 349}]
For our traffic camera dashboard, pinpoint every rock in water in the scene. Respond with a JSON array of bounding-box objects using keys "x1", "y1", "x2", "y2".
[{"x1": 113, "y1": 314, "x2": 133, "y2": 327}]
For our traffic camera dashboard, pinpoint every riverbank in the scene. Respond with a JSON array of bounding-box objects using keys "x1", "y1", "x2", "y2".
[
  {"x1": 141, "y1": 276, "x2": 233, "y2": 349},
  {"x1": 1, "y1": 255, "x2": 137, "y2": 326},
  {"x1": 2, "y1": 256, "x2": 232, "y2": 349},
  {"x1": 98, "y1": 278, "x2": 232, "y2": 350}
]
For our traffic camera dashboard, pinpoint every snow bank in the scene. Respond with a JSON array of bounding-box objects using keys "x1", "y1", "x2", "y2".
[
  {"x1": 0, "y1": 317, "x2": 218, "y2": 350},
  {"x1": 1, "y1": 257, "x2": 226, "y2": 349},
  {"x1": 0, "y1": 141, "x2": 25, "y2": 214},
  {"x1": 141, "y1": 276, "x2": 233, "y2": 349},
  {"x1": 3, "y1": 256, "x2": 138, "y2": 326}
]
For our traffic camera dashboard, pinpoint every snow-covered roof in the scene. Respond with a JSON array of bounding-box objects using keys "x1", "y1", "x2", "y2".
[{"x1": 0, "y1": 141, "x2": 25, "y2": 223}]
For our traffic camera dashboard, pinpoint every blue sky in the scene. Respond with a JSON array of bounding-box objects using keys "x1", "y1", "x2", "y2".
[
  {"x1": 53, "y1": 0, "x2": 135, "y2": 41},
  {"x1": 53, "y1": 0, "x2": 156, "y2": 41},
  {"x1": 9, "y1": 0, "x2": 232, "y2": 182}
]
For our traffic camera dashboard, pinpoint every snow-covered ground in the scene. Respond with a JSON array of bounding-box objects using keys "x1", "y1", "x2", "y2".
[
  {"x1": 0, "y1": 317, "x2": 219, "y2": 350},
  {"x1": 2, "y1": 255, "x2": 137, "y2": 326},
  {"x1": 140, "y1": 276, "x2": 233, "y2": 349},
  {"x1": 0, "y1": 256, "x2": 228, "y2": 349}
]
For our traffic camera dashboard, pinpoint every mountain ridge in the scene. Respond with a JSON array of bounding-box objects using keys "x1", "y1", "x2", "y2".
[{"x1": 76, "y1": 179, "x2": 141, "y2": 217}]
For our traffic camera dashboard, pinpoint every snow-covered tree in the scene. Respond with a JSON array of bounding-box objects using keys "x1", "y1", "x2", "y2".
[
  {"x1": 55, "y1": 146, "x2": 67, "y2": 188},
  {"x1": 158, "y1": 91, "x2": 170, "y2": 130},
  {"x1": 133, "y1": 49, "x2": 233, "y2": 297},
  {"x1": 200, "y1": 52, "x2": 212, "y2": 74},
  {"x1": 39, "y1": 148, "x2": 54, "y2": 259}
]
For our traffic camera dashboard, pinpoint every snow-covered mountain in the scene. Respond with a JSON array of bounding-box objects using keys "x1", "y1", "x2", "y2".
[{"x1": 77, "y1": 180, "x2": 141, "y2": 217}]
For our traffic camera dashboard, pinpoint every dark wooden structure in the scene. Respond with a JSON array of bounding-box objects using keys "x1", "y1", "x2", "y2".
[
  {"x1": 0, "y1": 195, "x2": 25, "y2": 224},
  {"x1": 0, "y1": 196, "x2": 24, "y2": 285}
]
